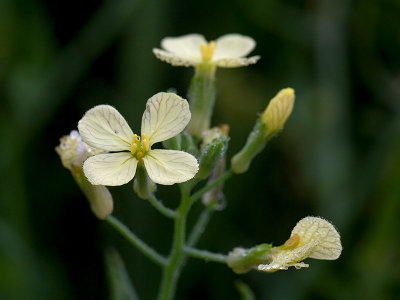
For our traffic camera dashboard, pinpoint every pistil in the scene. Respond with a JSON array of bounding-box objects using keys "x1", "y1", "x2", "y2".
[{"x1": 200, "y1": 41, "x2": 215, "y2": 61}]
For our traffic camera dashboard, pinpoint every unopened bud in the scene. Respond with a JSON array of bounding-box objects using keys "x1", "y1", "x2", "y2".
[
  {"x1": 261, "y1": 88, "x2": 295, "y2": 137},
  {"x1": 56, "y1": 131, "x2": 113, "y2": 219},
  {"x1": 196, "y1": 127, "x2": 229, "y2": 180},
  {"x1": 231, "y1": 88, "x2": 295, "y2": 174}
]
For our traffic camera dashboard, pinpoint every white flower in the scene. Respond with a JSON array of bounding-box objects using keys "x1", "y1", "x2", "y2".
[
  {"x1": 77, "y1": 92, "x2": 199, "y2": 186},
  {"x1": 153, "y1": 33, "x2": 260, "y2": 68},
  {"x1": 258, "y1": 216, "x2": 342, "y2": 272}
]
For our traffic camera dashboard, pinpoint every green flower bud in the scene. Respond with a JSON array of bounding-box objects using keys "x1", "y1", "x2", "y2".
[
  {"x1": 133, "y1": 165, "x2": 157, "y2": 200},
  {"x1": 196, "y1": 129, "x2": 229, "y2": 180},
  {"x1": 231, "y1": 88, "x2": 295, "y2": 174},
  {"x1": 56, "y1": 131, "x2": 113, "y2": 219}
]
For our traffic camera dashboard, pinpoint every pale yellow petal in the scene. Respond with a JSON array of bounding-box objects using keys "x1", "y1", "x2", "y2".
[
  {"x1": 78, "y1": 105, "x2": 134, "y2": 152},
  {"x1": 143, "y1": 149, "x2": 198, "y2": 185},
  {"x1": 214, "y1": 56, "x2": 260, "y2": 68},
  {"x1": 141, "y1": 92, "x2": 191, "y2": 146},
  {"x1": 161, "y1": 34, "x2": 206, "y2": 60},
  {"x1": 83, "y1": 152, "x2": 138, "y2": 186},
  {"x1": 292, "y1": 216, "x2": 342, "y2": 260},
  {"x1": 213, "y1": 34, "x2": 256, "y2": 59},
  {"x1": 153, "y1": 48, "x2": 199, "y2": 66}
]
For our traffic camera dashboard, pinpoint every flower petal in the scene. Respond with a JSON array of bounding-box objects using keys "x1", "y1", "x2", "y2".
[
  {"x1": 143, "y1": 149, "x2": 198, "y2": 185},
  {"x1": 161, "y1": 34, "x2": 206, "y2": 60},
  {"x1": 83, "y1": 152, "x2": 138, "y2": 186},
  {"x1": 214, "y1": 56, "x2": 260, "y2": 68},
  {"x1": 153, "y1": 48, "x2": 199, "y2": 67},
  {"x1": 213, "y1": 34, "x2": 256, "y2": 59},
  {"x1": 292, "y1": 217, "x2": 342, "y2": 260},
  {"x1": 141, "y1": 92, "x2": 191, "y2": 145},
  {"x1": 78, "y1": 105, "x2": 134, "y2": 151}
]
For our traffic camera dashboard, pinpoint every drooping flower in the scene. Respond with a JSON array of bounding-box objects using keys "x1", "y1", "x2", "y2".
[
  {"x1": 153, "y1": 33, "x2": 260, "y2": 68},
  {"x1": 56, "y1": 131, "x2": 113, "y2": 219},
  {"x1": 78, "y1": 92, "x2": 199, "y2": 186},
  {"x1": 258, "y1": 216, "x2": 342, "y2": 272},
  {"x1": 227, "y1": 216, "x2": 342, "y2": 274}
]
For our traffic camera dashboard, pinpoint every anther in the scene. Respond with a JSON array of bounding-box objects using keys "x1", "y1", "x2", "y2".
[
  {"x1": 282, "y1": 234, "x2": 300, "y2": 250},
  {"x1": 142, "y1": 133, "x2": 150, "y2": 152}
]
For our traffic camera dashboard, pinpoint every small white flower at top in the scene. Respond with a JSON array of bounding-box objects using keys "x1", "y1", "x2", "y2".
[
  {"x1": 258, "y1": 216, "x2": 342, "y2": 272},
  {"x1": 153, "y1": 33, "x2": 260, "y2": 68},
  {"x1": 78, "y1": 92, "x2": 199, "y2": 186}
]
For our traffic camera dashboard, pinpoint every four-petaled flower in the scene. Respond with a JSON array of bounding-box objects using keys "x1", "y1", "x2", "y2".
[
  {"x1": 258, "y1": 217, "x2": 342, "y2": 272},
  {"x1": 153, "y1": 33, "x2": 260, "y2": 68},
  {"x1": 78, "y1": 92, "x2": 199, "y2": 186}
]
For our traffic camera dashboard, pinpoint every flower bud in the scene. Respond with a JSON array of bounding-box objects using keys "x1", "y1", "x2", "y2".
[
  {"x1": 231, "y1": 88, "x2": 295, "y2": 174},
  {"x1": 133, "y1": 165, "x2": 157, "y2": 199},
  {"x1": 56, "y1": 130, "x2": 113, "y2": 219},
  {"x1": 261, "y1": 88, "x2": 295, "y2": 137},
  {"x1": 196, "y1": 127, "x2": 229, "y2": 180}
]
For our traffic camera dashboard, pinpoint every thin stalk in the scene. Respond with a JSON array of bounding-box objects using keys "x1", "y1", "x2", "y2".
[
  {"x1": 184, "y1": 247, "x2": 228, "y2": 264},
  {"x1": 191, "y1": 170, "x2": 233, "y2": 202},
  {"x1": 157, "y1": 187, "x2": 192, "y2": 300},
  {"x1": 148, "y1": 195, "x2": 177, "y2": 219},
  {"x1": 106, "y1": 215, "x2": 167, "y2": 267},
  {"x1": 187, "y1": 207, "x2": 213, "y2": 247}
]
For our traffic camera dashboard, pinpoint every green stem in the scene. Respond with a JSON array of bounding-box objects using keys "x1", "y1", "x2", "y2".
[
  {"x1": 106, "y1": 215, "x2": 167, "y2": 267},
  {"x1": 184, "y1": 247, "x2": 228, "y2": 264},
  {"x1": 187, "y1": 207, "x2": 213, "y2": 247},
  {"x1": 157, "y1": 187, "x2": 192, "y2": 300},
  {"x1": 148, "y1": 195, "x2": 177, "y2": 219},
  {"x1": 191, "y1": 170, "x2": 233, "y2": 202}
]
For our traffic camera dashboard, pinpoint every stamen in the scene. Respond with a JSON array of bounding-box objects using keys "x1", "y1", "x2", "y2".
[
  {"x1": 131, "y1": 138, "x2": 137, "y2": 155},
  {"x1": 142, "y1": 133, "x2": 150, "y2": 152},
  {"x1": 200, "y1": 41, "x2": 215, "y2": 61}
]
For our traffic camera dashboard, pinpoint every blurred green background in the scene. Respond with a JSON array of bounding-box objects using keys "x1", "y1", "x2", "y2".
[{"x1": 1, "y1": 0, "x2": 400, "y2": 299}]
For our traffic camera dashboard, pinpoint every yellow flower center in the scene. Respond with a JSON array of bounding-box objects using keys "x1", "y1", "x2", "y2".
[
  {"x1": 130, "y1": 133, "x2": 150, "y2": 160},
  {"x1": 200, "y1": 41, "x2": 215, "y2": 61}
]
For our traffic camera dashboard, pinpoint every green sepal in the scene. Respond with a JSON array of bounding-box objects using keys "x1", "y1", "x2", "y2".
[
  {"x1": 180, "y1": 132, "x2": 199, "y2": 156},
  {"x1": 162, "y1": 133, "x2": 182, "y2": 150},
  {"x1": 231, "y1": 118, "x2": 270, "y2": 174},
  {"x1": 196, "y1": 135, "x2": 229, "y2": 180},
  {"x1": 227, "y1": 243, "x2": 272, "y2": 274},
  {"x1": 187, "y1": 64, "x2": 216, "y2": 138},
  {"x1": 133, "y1": 165, "x2": 156, "y2": 200}
]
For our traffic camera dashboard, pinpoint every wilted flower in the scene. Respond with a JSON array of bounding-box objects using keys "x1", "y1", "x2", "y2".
[
  {"x1": 153, "y1": 34, "x2": 260, "y2": 68},
  {"x1": 228, "y1": 216, "x2": 342, "y2": 273},
  {"x1": 258, "y1": 216, "x2": 342, "y2": 272},
  {"x1": 78, "y1": 92, "x2": 199, "y2": 186}
]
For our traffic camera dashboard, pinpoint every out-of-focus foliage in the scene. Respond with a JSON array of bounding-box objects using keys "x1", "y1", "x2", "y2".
[{"x1": 0, "y1": 0, "x2": 399, "y2": 299}]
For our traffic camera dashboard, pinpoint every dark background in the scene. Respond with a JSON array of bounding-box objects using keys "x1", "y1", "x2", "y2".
[{"x1": 1, "y1": 0, "x2": 400, "y2": 299}]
